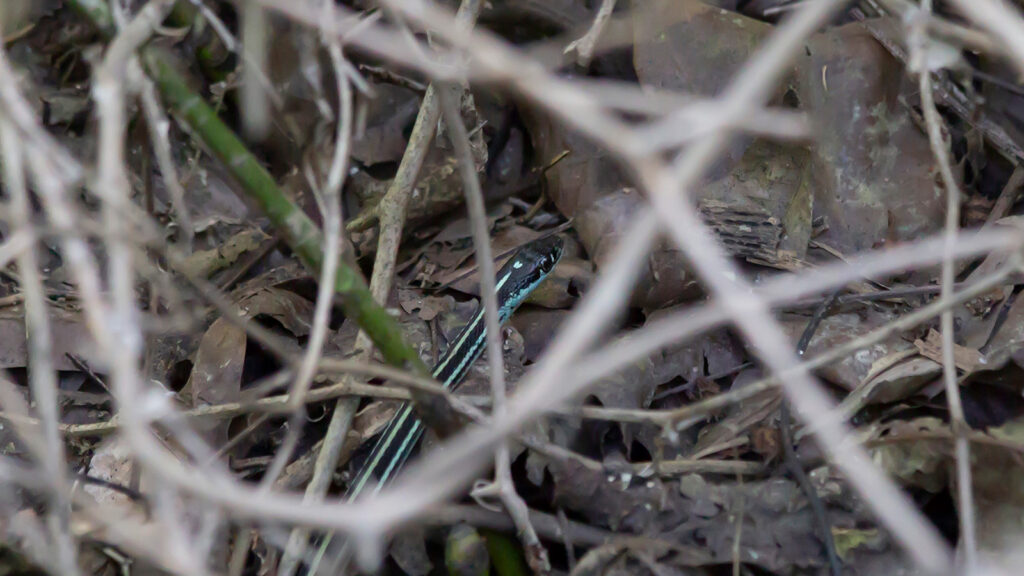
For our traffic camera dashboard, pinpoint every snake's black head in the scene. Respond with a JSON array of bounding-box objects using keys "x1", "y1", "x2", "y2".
[
  {"x1": 495, "y1": 235, "x2": 565, "y2": 317},
  {"x1": 530, "y1": 235, "x2": 564, "y2": 277}
]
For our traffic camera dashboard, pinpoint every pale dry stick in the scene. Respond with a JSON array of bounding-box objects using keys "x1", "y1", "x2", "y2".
[
  {"x1": 579, "y1": 77, "x2": 810, "y2": 137},
  {"x1": 643, "y1": 159, "x2": 950, "y2": 571},
  {"x1": 912, "y1": 5, "x2": 977, "y2": 567},
  {"x1": 240, "y1": 3, "x2": 270, "y2": 139},
  {"x1": 0, "y1": 374, "x2": 52, "y2": 473},
  {"x1": 874, "y1": 0, "x2": 1000, "y2": 54},
  {"x1": 279, "y1": 0, "x2": 483, "y2": 572},
  {"x1": 0, "y1": 374, "x2": 81, "y2": 575},
  {"x1": 245, "y1": 32, "x2": 354, "y2": 576},
  {"x1": 0, "y1": 117, "x2": 80, "y2": 576},
  {"x1": 134, "y1": 63, "x2": 194, "y2": 250},
  {"x1": 0, "y1": 228, "x2": 34, "y2": 282},
  {"x1": 2, "y1": 28, "x2": 383, "y2": 557},
  {"x1": 983, "y1": 165, "x2": 1024, "y2": 228},
  {"x1": 564, "y1": 0, "x2": 616, "y2": 67},
  {"x1": 53, "y1": 234, "x2": 1011, "y2": 441},
  {"x1": 92, "y1": 2, "x2": 206, "y2": 574},
  {"x1": 566, "y1": 228, "x2": 1021, "y2": 426},
  {"x1": 12, "y1": 228, "x2": 1017, "y2": 559},
  {"x1": 432, "y1": 504, "x2": 614, "y2": 548},
  {"x1": 0, "y1": 8, "x2": 1003, "y2": 565},
  {"x1": 4, "y1": 8, "x2": 176, "y2": 569},
  {"x1": 274, "y1": 5, "x2": 402, "y2": 574},
  {"x1": 633, "y1": 99, "x2": 812, "y2": 146},
  {"x1": 439, "y1": 85, "x2": 550, "y2": 573},
  {"x1": 57, "y1": 364, "x2": 435, "y2": 438},
  {"x1": 947, "y1": 0, "x2": 1024, "y2": 77},
  {"x1": 0, "y1": 442, "x2": 203, "y2": 574},
  {"x1": 0, "y1": 49, "x2": 107, "y2": 345},
  {"x1": 182, "y1": 0, "x2": 285, "y2": 110},
  {"x1": 0, "y1": 57, "x2": 80, "y2": 187},
  {"x1": 259, "y1": 33, "x2": 354, "y2": 492},
  {"x1": 2, "y1": 222, "x2": 1009, "y2": 556},
  {"x1": 632, "y1": 459, "x2": 763, "y2": 476},
  {"x1": 608, "y1": 257, "x2": 1024, "y2": 444}
]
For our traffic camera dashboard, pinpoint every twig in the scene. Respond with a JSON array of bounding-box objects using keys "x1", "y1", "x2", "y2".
[
  {"x1": 563, "y1": 0, "x2": 616, "y2": 67},
  {"x1": 440, "y1": 85, "x2": 549, "y2": 573},
  {"x1": 873, "y1": 0, "x2": 1000, "y2": 54},
  {"x1": 984, "y1": 164, "x2": 1024, "y2": 228},
  {"x1": 1, "y1": 16, "x2": 380, "y2": 558},
  {"x1": 69, "y1": 0, "x2": 435, "y2": 381},
  {"x1": 633, "y1": 0, "x2": 949, "y2": 558},
  {"x1": 631, "y1": 458, "x2": 763, "y2": 477},
  {"x1": 281, "y1": 1, "x2": 486, "y2": 572},
  {"x1": 253, "y1": 16, "x2": 359, "y2": 573},
  {"x1": 433, "y1": 505, "x2": 613, "y2": 548},
  {"x1": 947, "y1": 0, "x2": 1024, "y2": 78},
  {"x1": 17, "y1": 2, "x2": 1023, "y2": 573},
  {"x1": 266, "y1": 15, "x2": 357, "y2": 572},
  {"x1": 0, "y1": 116, "x2": 80, "y2": 576},
  {"x1": 781, "y1": 291, "x2": 841, "y2": 576},
  {"x1": 175, "y1": 0, "x2": 288, "y2": 110},
  {"x1": 92, "y1": 2, "x2": 203, "y2": 573},
  {"x1": 134, "y1": 62, "x2": 194, "y2": 251},
  {"x1": 55, "y1": 368, "x2": 433, "y2": 438},
  {"x1": 910, "y1": 5, "x2": 977, "y2": 568},
  {"x1": 258, "y1": 25, "x2": 354, "y2": 491}
]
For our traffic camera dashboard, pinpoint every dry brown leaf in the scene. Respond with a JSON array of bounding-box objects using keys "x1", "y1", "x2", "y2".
[
  {"x1": 182, "y1": 317, "x2": 246, "y2": 446},
  {"x1": 0, "y1": 308, "x2": 96, "y2": 371},
  {"x1": 913, "y1": 328, "x2": 984, "y2": 374}
]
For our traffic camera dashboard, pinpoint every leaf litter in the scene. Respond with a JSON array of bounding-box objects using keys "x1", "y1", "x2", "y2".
[{"x1": 7, "y1": 1, "x2": 1024, "y2": 575}]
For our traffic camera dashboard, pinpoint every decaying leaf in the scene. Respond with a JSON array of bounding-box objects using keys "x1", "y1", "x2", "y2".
[
  {"x1": 236, "y1": 286, "x2": 314, "y2": 338},
  {"x1": 798, "y1": 24, "x2": 945, "y2": 256},
  {"x1": 868, "y1": 417, "x2": 949, "y2": 493},
  {"x1": 842, "y1": 355, "x2": 939, "y2": 409},
  {"x1": 182, "y1": 317, "x2": 246, "y2": 446},
  {"x1": 913, "y1": 328, "x2": 984, "y2": 374}
]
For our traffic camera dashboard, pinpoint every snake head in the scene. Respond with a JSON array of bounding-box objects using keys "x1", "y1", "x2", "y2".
[
  {"x1": 496, "y1": 234, "x2": 565, "y2": 314},
  {"x1": 530, "y1": 235, "x2": 564, "y2": 277}
]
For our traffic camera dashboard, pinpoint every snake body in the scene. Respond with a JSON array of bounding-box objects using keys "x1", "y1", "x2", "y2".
[{"x1": 307, "y1": 235, "x2": 564, "y2": 574}]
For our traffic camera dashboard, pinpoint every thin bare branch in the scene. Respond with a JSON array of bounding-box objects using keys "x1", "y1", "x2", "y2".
[
  {"x1": 911, "y1": 3, "x2": 977, "y2": 566},
  {"x1": 439, "y1": 84, "x2": 550, "y2": 573}
]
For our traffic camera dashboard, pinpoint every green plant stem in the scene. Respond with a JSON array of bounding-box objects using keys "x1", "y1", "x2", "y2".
[{"x1": 68, "y1": 0, "x2": 431, "y2": 377}]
